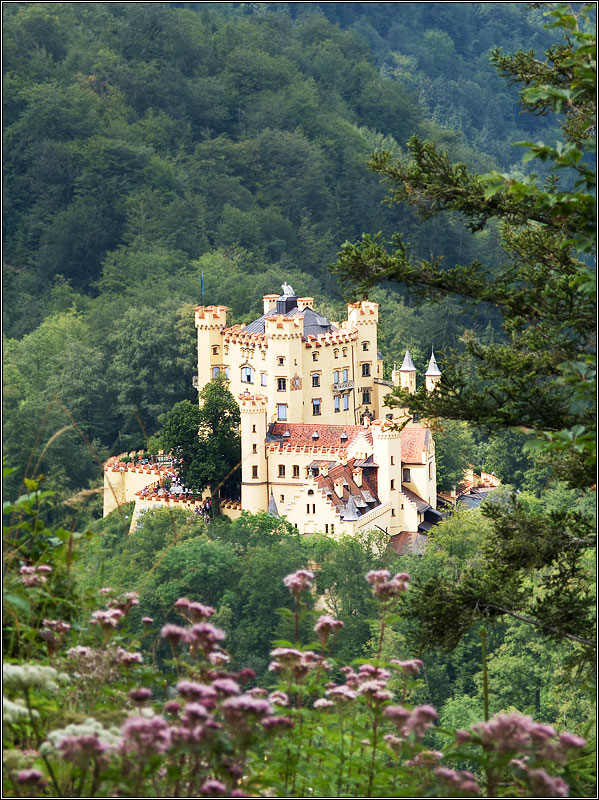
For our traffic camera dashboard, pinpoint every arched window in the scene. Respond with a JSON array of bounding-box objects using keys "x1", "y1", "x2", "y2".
[
  {"x1": 241, "y1": 366, "x2": 254, "y2": 383},
  {"x1": 212, "y1": 367, "x2": 220, "y2": 378}
]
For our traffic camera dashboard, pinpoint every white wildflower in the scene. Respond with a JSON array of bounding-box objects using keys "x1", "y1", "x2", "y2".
[
  {"x1": 3, "y1": 663, "x2": 67, "y2": 693},
  {"x1": 3, "y1": 696, "x2": 39, "y2": 724}
]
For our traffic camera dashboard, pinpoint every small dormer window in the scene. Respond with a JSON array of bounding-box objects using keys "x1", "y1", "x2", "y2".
[{"x1": 312, "y1": 430, "x2": 320, "y2": 440}]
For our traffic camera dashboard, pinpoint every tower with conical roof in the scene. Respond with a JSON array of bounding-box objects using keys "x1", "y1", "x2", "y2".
[
  {"x1": 425, "y1": 350, "x2": 442, "y2": 392},
  {"x1": 399, "y1": 349, "x2": 417, "y2": 394}
]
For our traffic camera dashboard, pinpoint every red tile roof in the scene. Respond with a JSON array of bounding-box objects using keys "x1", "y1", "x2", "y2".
[
  {"x1": 270, "y1": 423, "x2": 372, "y2": 450},
  {"x1": 399, "y1": 427, "x2": 430, "y2": 464},
  {"x1": 315, "y1": 458, "x2": 380, "y2": 514}
]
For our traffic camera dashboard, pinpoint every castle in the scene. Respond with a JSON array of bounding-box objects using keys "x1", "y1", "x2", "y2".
[{"x1": 104, "y1": 284, "x2": 444, "y2": 551}]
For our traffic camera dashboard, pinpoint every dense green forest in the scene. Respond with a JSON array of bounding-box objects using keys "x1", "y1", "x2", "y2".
[
  {"x1": 3, "y1": 1, "x2": 561, "y2": 504},
  {"x1": 2, "y1": 3, "x2": 595, "y2": 797}
]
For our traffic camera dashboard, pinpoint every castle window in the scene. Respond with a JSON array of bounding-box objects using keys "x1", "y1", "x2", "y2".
[
  {"x1": 312, "y1": 504, "x2": 316, "y2": 514},
  {"x1": 280, "y1": 495, "x2": 284, "y2": 502},
  {"x1": 277, "y1": 377, "x2": 287, "y2": 392},
  {"x1": 224, "y1": 367, "x2": 230, "y2": 378},
  {"x1": 277, "y1": 404, "x2": 287, "y2": 421},
  {"x1": 261, "y1": 373, "x2": 267, "y2": 386},
  {"x1": 278, "y1": 357, "x2": 285, "y2": 366},
  {"x1": 342, "y1": 347, "x2": 348, "y2": 357},
  {"x1": 252, "y1": 425, "x2": 256, "y2": 433},
  {"x1": 390, "y1": 479, "x2": 395, "y2": 490},
  {"x1": 362, "y1": 363, "x2": 371, "y2": 377},
  {"x1": 362, "y1": 390, "x2": 371, "y2": 405},
  {"x1": 212, "y1": 346, "x2": 219, "y2": 356},
  {"x1": 312, "y1": 399, "x2": 321, "y2": 416},
  {"x1": 212, "y1": 367, "x2": 220, "y2": 378},
  {"x1": 325, "y1": 524, "x2": 329, "y2": 533},
  {"x1": 306, "y1": 504, "x2": 310, "y2": 514},
  {"x1": 429, "y1": 461, "x2": 433, "y2": 479},
  {"x1": 391, "y1": 456, "x2": 395, "y2": 465},
  {"x1": 278, "y1": 465, "x2": 286, "y2": 478},
  {"x1": 343, "y1": 394, "x2": 349, "y2": 411},
  {"x1": 362, "y1": 341, "x2": 369, "y2": 351},
  {"x1": 307, "y1": 489, "x2": 314, "y2": 496},
  {"x1": 342, "y1": 368, "x2": 349, "y2": 382},
  {"x1": 403, "y1": 468, "x2": 411, "y2": 483},
  {"x1": 312, "y1": 373, "x2": 320, "y2": 387},
  {"x1": 252, "y1": 466, "x2": 258, "y2": 479},
  {"x1": 334, "y1": 396, "x2": 340, "y2": 413},
  {"x1": 334, "y1": 349, "x2": 339, "y2": 359},
  {"x1": 333, "y1": 370, "x2": 340, "y2": 383},
  {"x1": 252, "y1": 444, "x2": 257, "y2": 454},
  {"x1": 241, "y1": 366, "x2": 254, "y2": 383},
  {"x1": 224, "y1": 346, "x2": 229, "y2": 356},
  {"x1": 413, "y1": 412, "x2": 420, "y2": 423},
  {"x1": 293, "y1": 465, "x2": 300, "y2": 478},
  {"x1": 392, "y1": 509, "x2": 396, "y2": 517},
  {"x1": 312, "y1": 351, "x2": 319, "y2": 362}
]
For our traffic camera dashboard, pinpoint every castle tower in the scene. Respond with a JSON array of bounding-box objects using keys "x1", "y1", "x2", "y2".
[
  {"x1": 263, "y1": 313, "x2": 304, "y2": 423},
  {"x1": 239, "y1": 394, "x2": 269, "y2": 513},
  {"x1": 425, "y1": 350, "x2": 442, "y2": 392},
  {"x1": 399, "y1": 349, "x2": 417, "y2": 394},
  {"x1": 371, "y1": 419, "x2": 403, "y2": 536},
  {"x1": 346, "y1": 301, "x2": 381, "y2": 418},
  {"x1": 194, "y1": 305, "x2": 229, "y2": 394}
]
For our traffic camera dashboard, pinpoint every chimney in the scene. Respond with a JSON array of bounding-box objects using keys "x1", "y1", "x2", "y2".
[
  {"x1": 263, "y1": 294, "x2": 279, "y2": 315},
  {"x1": 353, "y1": 468, "x2": 363, "y2": 488},
  {"x1": 322, "y1": 465, "x2": 329, "y2": 477}
]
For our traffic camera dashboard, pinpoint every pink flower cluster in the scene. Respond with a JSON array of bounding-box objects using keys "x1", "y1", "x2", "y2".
[
  {"x1": 90, "y1": 608, "x2": 124, "y2": 630},
  {"x1": 119, "y1": 716, "x2": 171, "y2": 757},
  {"x1": 460, "y1": 712, "x2": 586, "y2": 760},
  {"x1": 42, "y1": 619, "x2": 71, "y2": 634},
  {"x1": 314, "y1": 614, "x2": 344, "y2": 647},
  {"x1": 20, "y1": 564, "x2": 52, "y2": 587},
  {"x1": 434, "y1": 766, "x2": 480, "y2": 795},
  {"x1": 365, "y1": 570, "x2": 410, "y2": 601},
  {"x1": 16, "y1": 769, "x2": 46, "y2": 787},
  {"x1": 269, "y1": 647, "x2": 325, "y2": 680},
  {"x1": 391, "y1": 658, "x2": 423, "y2": 675},
  {"x1": 116, "y1": 647, "x2": 143, "y2": 667},
  {"x1": 283, "y1": 569, "x2": 315, "y2": 597},
  {"x1": 384, "y1": 704, "x2": 438, "y2": 740},
  {"x1": 58, "y1": 734, "x2": 108, "y2": 765},
  {"x1": 175, "y1": 598, "x2": 216, "y2": 623},
  {"x1": 511, "y1": 762, "x2": 569, "y2": 798},
  {"x1": 109, "y1": 592, "x2": 139, "y2": 615}
]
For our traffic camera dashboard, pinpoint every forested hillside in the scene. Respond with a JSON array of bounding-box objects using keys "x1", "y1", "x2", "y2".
[
  {"x1": 2, "y1": 5, "x2": 595, "y2": 797},
  {"x1": 3, "y1": 2, "x2": 559, "y2": 503}
]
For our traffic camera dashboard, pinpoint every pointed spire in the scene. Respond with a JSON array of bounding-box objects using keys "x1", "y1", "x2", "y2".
[
  {"x1": 400, "y1": 349, "x2": 416, "y2": 371},
  {"x1": 425, "y1": 350, "x2": 441, "y2": 376},
  {"x1": 342, "y1": 494, "x2": 360, "y2": 521},
  {"x1": 267, "y1": 491, "x2": 279, "y2": 518}
]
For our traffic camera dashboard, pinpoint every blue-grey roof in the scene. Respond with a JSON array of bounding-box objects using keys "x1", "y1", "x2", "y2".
[
  {"x1": 267, "y1": 492, "x2": 280, "y2": 517},
  {"x1": 426, "y1": 350, "x2": 442, "y2": 376},
  {"x1": 241, "y1": 305, "x2": 338, "y2": 336},
  {"x1": 342, "y1": 494, "x2": 360, "y2": 521},
  {"x1": 400, "y1": 349, "x2": 416, "y2": 371}
]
